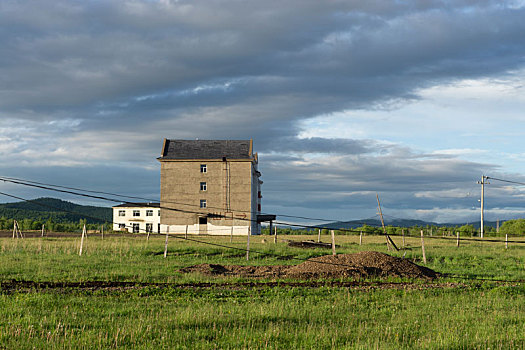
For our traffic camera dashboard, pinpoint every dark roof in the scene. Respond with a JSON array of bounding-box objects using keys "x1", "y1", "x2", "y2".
[
  {"x1": 159, "y1": 139, "x2": 253, "y2": 160},
  {"x1": 113, "y1": 203, "x2": 160, "y2": 208}
]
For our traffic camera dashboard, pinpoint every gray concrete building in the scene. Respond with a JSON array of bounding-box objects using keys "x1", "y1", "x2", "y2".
[{"x1": 158, "y1": 139, "x2": 262, "y2": 235}]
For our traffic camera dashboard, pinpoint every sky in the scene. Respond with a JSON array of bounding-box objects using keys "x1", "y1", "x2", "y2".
[{"x1": 1, "y1": 0, "x2": 525, "y2": 224}]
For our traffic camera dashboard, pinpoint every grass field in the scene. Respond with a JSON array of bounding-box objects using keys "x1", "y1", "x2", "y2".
[{"x1": 0, "y1": 233, "x2": 524, "y2": 349}]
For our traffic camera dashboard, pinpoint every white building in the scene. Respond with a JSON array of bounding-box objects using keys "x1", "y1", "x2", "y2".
[{"x1": 112, "y1": 203, "x2": 161, "y2": 233}]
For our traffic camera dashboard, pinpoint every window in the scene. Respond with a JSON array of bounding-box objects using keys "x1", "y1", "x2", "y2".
[
  {"x1": 200, "y1": 182, "x2": 207, "y2": 191},
  {"x1": 258, "y1": 204, "x2": 261, "y2": 211},
  {"x1": 146, "y1": 210, "x2": 153, "y2": 216},
  {"x1": 200, "y1": 164, "x2": 207, "y2": 173},
  {"x1": 158, "y1": 210, "x2": 161, "y2": 216},
  {"x1": 146, "y1": 223, "x2": 153, "y2": 233},
  {"x1": 200, "y1": 199, "x2": 207, "y2": 208},
  {"x1": 133, "y1": 210, "x2": 140, "y2": 217},
  {"x1": 132, "y1": 223, "x2": 140, "y2": 233},
  {"x1": 118, "y1": 223, "x2": 126, "y2": 229},
  {"x1": 118, "y1": 210, "x2": 126, "y2": 216},
  {"x1": 158, "y1": 223, "x2": 161, "y2": 233}
]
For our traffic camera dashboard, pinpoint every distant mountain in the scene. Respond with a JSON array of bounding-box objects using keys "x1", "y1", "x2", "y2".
[
  {"x1": 319, "y1": 218, "x2": 502, "y2": 229},
  {"x1": 0, "y1": 197, "x2": 112, "y2": 224}
]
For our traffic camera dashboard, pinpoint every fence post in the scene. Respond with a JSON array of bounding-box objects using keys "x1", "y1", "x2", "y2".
[
  {"x1": 41, "y1": 224, "x2": 45, "y2": 237},
  {"x1": 164, "y1": 226, "x2": 169, "y2": 258},
  {"x1": 318, "y1": 228, "x2": 321, "y2": 243},
  {"x1": 185, "y1": 225, "x2": 188, "y2": 240},
  {"x1": 505, "y1": 233, "x2": 508, "y2": 250},
  {"x1": 230, "y1": 226, "x2": 233, "y2": 243},
  {"x1": 79, "y1": 224, "x2": 86, "y2": 256},
  {"x1": 456, "y1": 232, "x2": 460, "y2": 247},
  {"x1": 359, "y1": 231, "x2": 362, "y2": 246},
  {"x1": 402, "y1": 229, "x2": 405, "y2": 248},
  {"x1": 12, "y1": 220, "x2": 16, "y2": 239},
  {"x1": 331, "y1": 230, "x2": 336, "y2": 256},
  {"x1": 273, "y1": 225, "x2": 277, "y2": 244},
  {"x1": 246, "y1": 226, "x2": 251, "y2": 261},
  {"x1": 101, "y1": 224, "x2": 104, "y2": 240},
  {"x1": 420, "y1": 230, "x2": 427, "y2": 263}
]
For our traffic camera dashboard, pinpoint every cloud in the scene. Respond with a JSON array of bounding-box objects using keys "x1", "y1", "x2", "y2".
[{"x1": 1, "y1": 1, "x2": 525, "y2": 222}]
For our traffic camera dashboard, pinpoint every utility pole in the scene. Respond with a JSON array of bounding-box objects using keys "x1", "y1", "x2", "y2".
[{"x1": 477, "y1": 175, "x2": 490, "y2": 238}]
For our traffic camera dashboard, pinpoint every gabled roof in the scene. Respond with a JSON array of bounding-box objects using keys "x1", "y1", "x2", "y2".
[{"x1": 159, "y1": 139, "x2": 254, "y2": 160}]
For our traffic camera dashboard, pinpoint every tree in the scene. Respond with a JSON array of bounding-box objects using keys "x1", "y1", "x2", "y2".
[{"x1": 500, "y1": 219, "x2": 525, "y2": 236}]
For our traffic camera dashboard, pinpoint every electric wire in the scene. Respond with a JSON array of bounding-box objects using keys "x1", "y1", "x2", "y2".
[{"x1": 1, "y1": 190, "x2": 524, "y2": 284}]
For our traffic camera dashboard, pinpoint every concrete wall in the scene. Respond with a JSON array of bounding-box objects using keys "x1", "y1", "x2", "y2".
[
  {"x1": 160, "y1": 159, "x2": 261, "y2": 235},
  {"x1": 112, "y1": 207, "x2": 161, "y2": 233}
]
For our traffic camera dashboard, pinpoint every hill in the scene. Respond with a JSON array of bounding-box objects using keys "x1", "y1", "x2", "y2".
[
  {"x1": 319, "y1": 218, "x2": 500, "y2": 230},
  {"x1": 0, "y1": 197, "x2": 112, "y2": 224}
]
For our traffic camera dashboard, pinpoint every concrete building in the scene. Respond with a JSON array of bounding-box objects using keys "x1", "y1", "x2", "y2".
[
  {"x1": 112, "y1": 203, "x2": 161, "y2": 233},
  {"x1": 158, "y1": 139, "x2": 262, "y2": 235}
]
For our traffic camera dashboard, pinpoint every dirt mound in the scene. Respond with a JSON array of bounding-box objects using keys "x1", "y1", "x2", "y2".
[
  {"x1": 179, "y1": 251, "x2": 439, "y2": 280},
  {"x1": 286, "y1": 251, "x2": 439, "y2": 279},
  {"x1": 179, "y1": 263, "x2": 289, "y2": 278}
]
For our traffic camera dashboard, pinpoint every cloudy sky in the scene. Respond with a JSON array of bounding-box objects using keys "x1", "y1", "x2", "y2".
[{"x1": 1, "y1": 0, "x2": 524, "y2": 224}]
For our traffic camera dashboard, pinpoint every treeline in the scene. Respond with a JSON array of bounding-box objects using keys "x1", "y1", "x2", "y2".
[
  {"x1": 0, "y1": 217, "x2": 111, "y2": 233},
  {"x1": 0, "y1": 197, "x2": 111, "y2": 224},
  {"x1": 262, "y1": 219, "x2": 525, "y2": 236}
]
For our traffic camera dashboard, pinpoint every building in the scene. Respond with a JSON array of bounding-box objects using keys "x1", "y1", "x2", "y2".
[
  {"x1": 112, "y1": 203, "x2": 161, "y2": 233},
  {"x1": 158, "y1": 139, "x2": 262, "y2": 235}
]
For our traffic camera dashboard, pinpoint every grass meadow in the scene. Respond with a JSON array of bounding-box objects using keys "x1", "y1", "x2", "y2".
[{"x1": 0, "y1": 232, "x2": 524, "y2": 349}]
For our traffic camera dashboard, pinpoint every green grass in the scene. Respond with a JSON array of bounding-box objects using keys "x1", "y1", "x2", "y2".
[{"x1": 0, "y1": 233, "x2": 524, "y2": 349}]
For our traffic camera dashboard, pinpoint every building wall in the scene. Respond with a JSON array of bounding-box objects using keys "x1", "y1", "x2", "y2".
[
  {"x1": 112, "y1": 207, "x2": 161, "y2": 233},
  {"x1": 160, "y1": 159, "x2": 261, "y2": 235}
]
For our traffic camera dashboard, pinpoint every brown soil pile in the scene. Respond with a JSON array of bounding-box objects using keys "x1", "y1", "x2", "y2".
[
  {"x1": 179, "y1": 251, "x2": 439, "y2": 280},
  {"x1": 285, "y1": 251, "x2": 439, "y2": 279}
]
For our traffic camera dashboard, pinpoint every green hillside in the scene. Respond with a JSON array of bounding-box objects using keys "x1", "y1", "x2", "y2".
[{"x1": 0, "y1": 197, "x2": 112, "y2": 224}]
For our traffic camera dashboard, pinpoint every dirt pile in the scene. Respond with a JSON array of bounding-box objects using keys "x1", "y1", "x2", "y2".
[
  {"x1": 179, "y1": 251, "x2": 439, "y2": 280},
  {"x1": 179, "y1": 263, "x2": 289, "y2": 278},
  {"x1": 285, "y1": 251, "x2": 439, "y2": 279}
]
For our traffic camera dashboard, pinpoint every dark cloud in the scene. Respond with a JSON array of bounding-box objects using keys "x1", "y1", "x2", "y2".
[{"x1": 1, "y1": 0, "x2": 525, "y2": 222}]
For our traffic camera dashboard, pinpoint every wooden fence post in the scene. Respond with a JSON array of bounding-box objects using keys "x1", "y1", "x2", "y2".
[
  {"x1": 318, "y1": 228, "x2": 321, "y2": 243},
  {"x1": 230, "y1": 226, "x2": 233, "y2": 243},
  {"x1": 185, "y1": 225, "x2": 188, "y2": 240},
  {"x1": 246, "y1": 226, "x2": 251, "y2": 261},
  {"x1": 359, "y1": 231, "x2": 363, "y2": 246},
  {"x1": 402, "y1": 229, "x2": 405, "y2": 248},
  {"x1": 273, "y1": 225, "x2": 277, "y2": 244},
  {"x1": 331, "y1": 230, "x2": 336, "y2": 256},
  {"x1": 420, "y1": 230, "x2": 427, "y2": 263},
  {"x1": 41, "y1": 224, "x2": 45, "y2": 237},
  {"x1": 101, "y1": 225, "x2": 104, "y2": 240},
  {"x1": 79, "y1": 224, "x2": 86, "y2": 256},
  {"x1": 164, "y1": 226, "x2": 169, "y2": 258},
  {"x1": 456, "y1": 232, "x2": 460, "y2": 247},
  {"x1": 12, "y1": 220, "x2": 16, "y2": 239},
  {"x1": 505, "y1": 234, "x2": 508, "y2": 249}
]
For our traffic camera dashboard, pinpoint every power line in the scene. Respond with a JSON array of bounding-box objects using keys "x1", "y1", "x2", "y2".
[
  {"x1": 486, "y1": 176, "x2": 525, "y2": 187},
  {"x1": 1, "y1": 189, "x2": 525, "y2": 285},
  {"x1": 0, "y1": 175, "x2": 349, "y2": 223}
]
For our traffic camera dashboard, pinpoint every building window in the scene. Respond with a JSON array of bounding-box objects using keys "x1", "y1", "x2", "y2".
[
  {"x1": 200, "y1": 199, "x2": 207, "y2": 208},
  {"x1": 158, "y1": 223, "x2": 161, "y2": 233},
  {"x1": 118, "y1": 210, "x2": 126, "y2": 216},
  {"x1": 146, "y1": 210, "x2": 153, "y2": 216},
  {"x1": 146, "y1": 223, "x2": 153, "y2": 233},
  {"x1": 200, "y1": 164, "x2": 207, "y2": 173},
  {"x1": 158, "y1": 210, "x2": 161, "y2": 216},
  {"x1": 200, "y1": 182, "x2": 207, "y2": 191},
  {"x1": 118, "y1": 223, "x2": 126, "y2": 230},
  {"x1": 132, "y1": 223, "x2": 140, "y2": 233},
  {"x1": 133, "y1": 210, "x2": 140, "y2": 217},
  {"x1": 258, "y1": 204, "x2": 261, "y2": 211}
]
